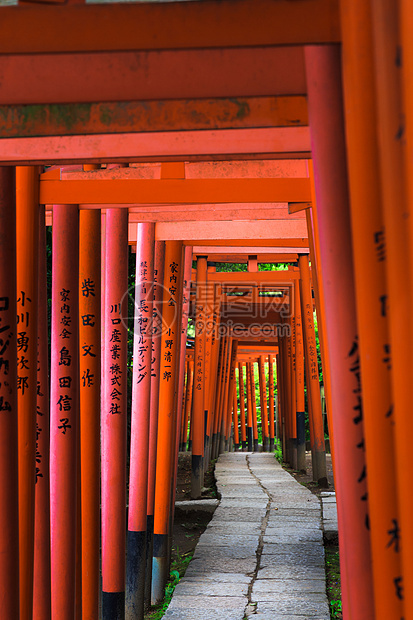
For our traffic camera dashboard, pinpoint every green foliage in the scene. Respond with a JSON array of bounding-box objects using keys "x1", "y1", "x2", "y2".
[
  {"x1": 273, "y1": 438, "x2": 283, "y2": 463},
  {"x1": 325, "y1": 546, "x2": 342, "y2": 619},
  {"x1": 145, "y1": 550, "x2": 193, "y2": 620}
]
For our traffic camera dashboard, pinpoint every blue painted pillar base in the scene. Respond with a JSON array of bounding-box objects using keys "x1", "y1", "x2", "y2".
[{"x1": 151, "y1": 533, "x2": 169, "y2": 606}]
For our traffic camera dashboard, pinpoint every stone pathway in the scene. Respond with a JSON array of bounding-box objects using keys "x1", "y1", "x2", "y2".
[{"x1": 164, "y1": 452, "x2": 330, "y2": 620}]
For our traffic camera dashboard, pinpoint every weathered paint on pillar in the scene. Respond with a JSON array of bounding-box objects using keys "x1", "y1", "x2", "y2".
[
  {"x1": 50, "y1": 203, "x2": 79, "y2": 620},
  {"x1": 33, "y1": 203, "x2": 51, "y2": 620},
  {"x1": 0, "y1": 167, "x2": 19, "y2": 619},
  {"x1": 238, "y1": 362, "x2": 247, "y2": 451},
  {"x1": 152, "y1": 241, "x2": 183, "y2": 604},
  {"x1": 145, "y1": 240, "x2": 165, "y2": 609},
  {"x1": 298, "y1": 255, "x2": 327, "y2": 486},
  {"x1": 102, "y1": 209, "x2": 128, "y2": 619},
  {"x1": 126, "y1": 222, "x2": 155, "y2": 620},
  {"x1": 79, "y1": 208, "x2": 101, "y2": 620},
  {"x1": 16, "y1": 166, "x2": 39, "y2": 620},
  {"x1": 305, "y1": 44, "x2": 373, "y2": 616},
  {"x1": 191, "y1": 256, "x2": 207, "y2": 498}
]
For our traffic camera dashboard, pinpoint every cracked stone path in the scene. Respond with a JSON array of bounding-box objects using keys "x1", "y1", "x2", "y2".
[{"x1": 163, "y1": 452, "x2": 330, "y2": 620}]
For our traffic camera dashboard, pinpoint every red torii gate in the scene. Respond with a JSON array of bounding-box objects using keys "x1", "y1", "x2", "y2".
[{"x1": 1, "y1": 1, "x2": 408, "y2": 619}]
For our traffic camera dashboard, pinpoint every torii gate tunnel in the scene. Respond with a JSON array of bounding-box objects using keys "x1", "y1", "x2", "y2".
[{"x1": 0, "y1": 0, "x2": 412, "y2": 619}]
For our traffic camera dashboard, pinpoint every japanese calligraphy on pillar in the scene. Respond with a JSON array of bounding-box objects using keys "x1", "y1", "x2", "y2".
[
  {"x1": 56, "y1": 288, "x2": 74, "y2": 434},
  {"x1": 0, "y1": 296, "x2": 13, "y2": 414},
  {"x1": 135, "y1": 260, "x2": 151, "y2": 386},
  {"x1": 80, "y1": 277, "x2": 97, "y2": 390},
  {"x1": 348, "y1": 335, "x2": 370, "y2": 533},
  {"x1": 108, "y1": 303, "x2": 123, "y2": 415},
  {"x1": 304, "y1": 303, "x2": 318, "y2": 381},
  {"x1": 17, "y1": 290, "x2": 31, "y2": 397},
  {"x1": 36, "y1": 342, "x2": 45, "y2": 484},
  {"x1": 373, "y1": 228, "x2": 402, "y2": 605},
  {"x1": 160, "y1": 260, "x2": 179, "y2": 385}
]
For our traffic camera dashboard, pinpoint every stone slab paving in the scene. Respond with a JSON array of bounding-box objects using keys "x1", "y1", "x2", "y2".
[
  {"x1": 163, "y1": 453, "x2": 330, "y2": 620},
  {"x1": 320, "y1": 491, "x2": 338, "y2": 541}
]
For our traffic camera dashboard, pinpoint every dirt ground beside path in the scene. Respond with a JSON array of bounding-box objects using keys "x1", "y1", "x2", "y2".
[{"x1": 286, "y1": 451, "x2": 335, "y2": 495}]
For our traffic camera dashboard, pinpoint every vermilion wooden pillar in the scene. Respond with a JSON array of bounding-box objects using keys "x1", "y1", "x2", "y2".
[
  {"x1": 177, "y1": 249, "x2": 193, "y2": 455},
  {"x1": 287, "y1": 316, "x2": 297, "y2": 467},
  {"x1": 207, "y1": 285, "x2": 221, "y2": 457},
  {"x1": 306, "y1": 206, "x2": 335, "y2": 459},
  {"x1": 340, "y1": 1, "x2": 402, "y2": 615},
  {"x1": 16, "y1": 166, "x2": 39, "y2": 620},
  {"x1": 152, "y1": 241, "x2": 183, "y2": 604},
  {"x1": 305, "y1": 44, "x2": 374, "y2": 617},
  {"x1": 225, "y1": 339, "x2": 238, "y2": 450},
  {"x1": 145, "y1": 240, "x2": 165, "y2": 609},
  {"x1": 33, "y1": 203, "x2": 51, "y2": 620},
  {"x1": 258, "y1": 356, "x2": 269, "y2": 451},
  {"x1": 245, "y1": 362, "x2": 254, "y2": 452},
  {"x1": 267, "y1": 356, "x2": 275, "y2": 452},
  {"x1": 78, "y1": 209, "x2": 101, "y2": 620},
  {"x1": 233, "y1": 374, "x2": 239, "y2": 450},
  {"x1": 126, "y1": 222, "x2": 155, "y2": 620},
  {"x1": 298, "y1": 256, "x2": 327, "y2": 486},
  {"x1": 238, "y1": 362, "x2": 247, "y2": 451},
  {"x1": 203, "y1": 272, "x2": 214, "y2": 467},
  {"x1": 372, "y1": 3, "x2": 411, "y2": 617},
  {"x1": 192, "y1": 256, "x2": 207, "y2": 497},
  {"x1": 279, "y1": 336, "x2": 289, "y2": 461},
  {"x1": 180, "y1": 360, "x2": 189, "y2": 451},
  {"x1": 170, "y1": 247, "x2": 192, "y2": 521},
  {"x1": 50, "y1": 203, "x2": 79, "y2": 620},
  {"x1": 212, "y1": 336, "x2": 226, "y2": 458},
  {"x1": 250, "y1": 363, "x2": 259, "y2": 452},
  {"x1": 219, "y1": 338, "x2": 232, "y2": 454},
  {"x1": 0, "y1": 167, "x2": 19, "y2": 619},
  {"x1": 102, "y1": 209, "x2": 128, "y2": 620},
  {"x1": 275, "y1": 353, "x2": 282, "y2": 444},
  {"x1": 294, "y1": 280, "x2": 306, "y2": 472},
  {"x1": 183, "y1": 360, "x2": 193, "y2": 451}
]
